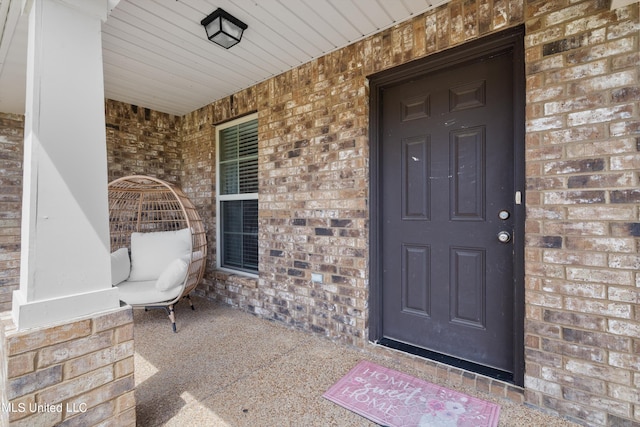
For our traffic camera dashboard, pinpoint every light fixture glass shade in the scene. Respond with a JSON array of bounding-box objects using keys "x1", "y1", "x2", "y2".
[{"x1": 201, "y1": 8, "x2": 248, "y2": 49}]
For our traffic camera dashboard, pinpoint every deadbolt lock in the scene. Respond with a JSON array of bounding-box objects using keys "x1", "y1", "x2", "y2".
[
  {"x1": 497, "y1": 231, "x2": 511, "y2": 243},
  {"x1": 498, "y1": 210, "x2": 510, "y2": 220}
]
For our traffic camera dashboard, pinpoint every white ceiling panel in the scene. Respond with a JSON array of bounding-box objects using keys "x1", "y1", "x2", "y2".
[
  {"x1": 355, "y1": 0, "x2": 395, "y2": 29},
  {"x1": 381, "y1": 0, "x2": 414, "y2": 22},
  {"x1": 0, "y1": 0, "x2": 449, "y2": 116},
  {"x1": 301, "y1": 0, "x2": 362, "y2": 43}
]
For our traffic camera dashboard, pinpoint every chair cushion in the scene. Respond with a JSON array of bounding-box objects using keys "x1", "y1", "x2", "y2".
[
  {"x1": 129, "y1": 228, "x2": 192, "y2": 281},
  {"x1": 155, "y1": 256, "x2": 190, "y2": 291},
  {"x1": 115, "y1": 280, "x2": 182, "y2": 305},
  {"x1": 111, "y1": 247, "x2": 130, "y2": 286}
]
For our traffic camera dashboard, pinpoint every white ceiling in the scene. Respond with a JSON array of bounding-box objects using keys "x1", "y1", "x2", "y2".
[{"x1": 0, "y1": 0, "x2": 449, "y2": 116}]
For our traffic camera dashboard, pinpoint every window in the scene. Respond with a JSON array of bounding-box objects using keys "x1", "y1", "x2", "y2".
[{"x1": 216, "y1": 114, "x2": 258, "y2": 274}]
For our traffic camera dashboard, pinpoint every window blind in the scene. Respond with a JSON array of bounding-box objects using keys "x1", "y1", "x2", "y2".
[
  {"x1": 220, "y1": 119, "x2": 258, "y2": 195},
  {"x1": 217, "y1": 115, "x2": 259, "y2": 274},
  {"x1": 221, "y1": 200, "x2": 258, "y2": 271}
]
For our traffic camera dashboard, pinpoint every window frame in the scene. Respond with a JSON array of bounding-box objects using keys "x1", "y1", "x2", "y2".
[{"x1": 215, "y1": 113, "x2": 259, "y2": 278}]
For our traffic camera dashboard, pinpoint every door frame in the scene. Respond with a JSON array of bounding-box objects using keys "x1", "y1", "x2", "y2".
[{"x1": 368, "y1": 25, "x2": 526, "y2": 386}]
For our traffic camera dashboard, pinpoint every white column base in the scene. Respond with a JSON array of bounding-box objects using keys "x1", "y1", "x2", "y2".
[{"x1": 12, "y1": 287, "x2": 120, "y2": 331}]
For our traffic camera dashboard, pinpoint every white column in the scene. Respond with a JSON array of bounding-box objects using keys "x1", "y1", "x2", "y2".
[{"x1": 12, "y1": 0, "x2": 120, "y2": 330}]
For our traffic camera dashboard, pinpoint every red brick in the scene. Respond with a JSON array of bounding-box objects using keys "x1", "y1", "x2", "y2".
[
  {"x1": 542, "y1": 278, "x2": 606, "y2": 299},
  {"x1": 8, "y1": 365, "x2": 62, "y2": 400},
  {"x1": 562, "y1": 328, "x2": 630, "y2": 352},
  {"x1": 543, "y1": 190, "x2": 605, "y2": 205},
  {"x1": 610, "y1": 120, "x2": 640, "y2": 137},
  {"x1": 540, "y1": 366, "x2": 606, "y2": 395},
  {"x1": 612, "y1": 51, "x2": 640, "y2": 71},
  {"x1": 607, "y1": 319, "x2": 640, "y2": 337},
  {"x1": 545, "y1": 1, "x2": 609, "y2": 26},
  {"x1": 566, "y1": 267, "x2": 633, "y2": 286},
  {"x1": 566, "y1": 206, "x2": 635, "y2": 221},
  {"x1": 564, "y1": 297, "x2": 633, "y2": 319},
  {"x1": 542, "y1": 337, "x2": 606, "y2": 362},
  {"x1": 566, "y1": 37, "x2": 636, "y2": 65},
  {"x1": 608, "y1": 255, "x2": 640, "y2": 270},
  {"x1": 562, "y1": 387, "x2": 631, "y2": 419},
  {"x1": 7, "y1": 321, "x2": 91, "y2": 356},
  {"x1": 478, "y1": 0, "x2": 492, "y2": 34},
  {"x1": 525, "y1": 27, "x2": 563, "y2": 49},
  {"x1": 543, "y1": 309, "x2": 606, "y2": 331},
  {"x1": 508, "y1": 0, "x2": 524, "y2": 24},
  {"x1": 565, "y1": 237, "x2": 636, "y2": 253},
  {"x1": 567, "y1": 361, "x2": 632, "y2": 390},
  {"x1": 566, "y1": 137, "x2": 636, "y2": 156},
  {"x1": 543, "y1": 250, "x2": 607, "y2": 267},
  {"x1": 568, "y1": 172, "x2": 635, "y2": 189},
  {"x1": 37, "y1": 331, "x2": 112, "y2": 369},
  {"x1": 525, "y1": 375, "x2": 562, "y2": 397},
  {"x1": 611, "y1": 154, "x2": 640, "y2": 171},
  {"x1": 527, "y1": 116, "x2": 564, "y2": 132},
  {"x1": 525, "y1": 319, "x2": 562, "y2": 339},
  {"x1": 609, "y1": 352, "x2": 640, "y2": 371},
  {"x1": 543, "y1": 125, "x2": 605, "y2": 145},
  {"x1": 543, "y1": 221, "x2": 608, "y2": 236},
  {"x1": 543, "y1": 94, "x2": 605, "y2": 115},
  {"x1": 527, "y1": 145, "x2": 563, "y2": 161},
  {"x1": 569, "y1": 70, "x2": 636, "y2": 95},
  {"x1": 543, "y1": 158, "x2": 605, "y2": 174}
]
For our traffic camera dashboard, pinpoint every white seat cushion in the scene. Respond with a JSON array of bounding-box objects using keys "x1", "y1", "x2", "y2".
[
  {"x1": 115, "y1": 280, "x2": 182, "y2": 305},
  {"x1": 129, "y1": 228, "x2": 192, "y2": 281},
  {"x1": 111, "y1": 248, "x2": 130, "y2": 286}
]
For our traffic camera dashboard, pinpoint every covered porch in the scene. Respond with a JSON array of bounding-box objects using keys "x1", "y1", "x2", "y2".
[
  {"x1": 134, "y1": 296, "x2": 575, "y2": 426},
  {"x1": 1, "y1": 0, "x2": 639, "y2": 426}
]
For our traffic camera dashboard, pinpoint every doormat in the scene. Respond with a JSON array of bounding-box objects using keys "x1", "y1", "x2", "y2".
[{"x1": 323, "y1": 361, "x2": 500, "y2": 427}]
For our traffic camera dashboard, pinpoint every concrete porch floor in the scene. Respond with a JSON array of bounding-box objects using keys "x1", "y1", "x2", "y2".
[{"x1": 133, "y1": 296, "x2": 578, "y2": 427}]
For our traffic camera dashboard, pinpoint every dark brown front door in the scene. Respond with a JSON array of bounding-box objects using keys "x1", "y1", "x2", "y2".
[{"x1": 379, "y1": 48, "x2": 518, "y2": 375}]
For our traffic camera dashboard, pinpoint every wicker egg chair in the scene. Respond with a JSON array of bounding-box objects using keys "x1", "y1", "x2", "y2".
[{"x1": 108, "y1": 175, "x2": 207, "y2": 332}]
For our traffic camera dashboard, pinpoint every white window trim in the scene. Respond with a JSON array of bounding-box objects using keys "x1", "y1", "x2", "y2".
[{"x1": 215, "y1": 113, "x2": 259, "y2": 278}]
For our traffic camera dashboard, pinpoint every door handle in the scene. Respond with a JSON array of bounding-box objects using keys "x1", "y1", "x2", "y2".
[{"x1": 497, "y1": 231, "x2": 511, "y2": 243}]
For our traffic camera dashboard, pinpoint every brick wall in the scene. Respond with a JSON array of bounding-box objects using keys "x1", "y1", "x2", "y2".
[
  {"x1": 523, "y1": 1, "x2": 640, "y2": 425},
  {"x1": 0, "y1": 113, "x2": 23, "y2": 313},
  {"x1": 180, "y1": 104, "x2": 216, "y2": 293},
  {"x1": 100, "y1": 0, "x2": 640, "y2": 425},
  {"x1": 254, "y1": 52, "x2": 370, "y2": 343},
  {"x1": 0, "y1": 0, "x2": 638, "y2": 425},
  {"x1": 105, "y1": 100, "x2": 182, "y2": 183},
  {"x1": 192, "y1": 1, "x2": 639, "y2": 425},
  {"x1": 202, "y1": 0, "x2": 527, "y2": 347},
  {"x1": 2, "y1": 307, "x2": 135, "y2": 426}
]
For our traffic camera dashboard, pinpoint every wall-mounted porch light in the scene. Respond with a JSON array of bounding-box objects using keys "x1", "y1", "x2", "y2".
[{"x1": 200, "y1": 8, "x2": 248, "y2": 49}]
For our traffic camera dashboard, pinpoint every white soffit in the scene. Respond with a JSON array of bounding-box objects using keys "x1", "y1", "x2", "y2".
[{"x1": 0, "y1": 0, "x2": 450, "y2": 116}]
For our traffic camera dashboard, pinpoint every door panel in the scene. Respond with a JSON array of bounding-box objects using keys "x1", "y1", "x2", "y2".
[
  {"x1": 451, "y1": 127, "x2": 485, "y2": 220},
  {"x1": 450, "y1": 247, "x2": 485, "y2": 328},
  {"x1": 402, "y1": 244, "x2": 431, "y2": 315},
  {"x1": 380, "y1": 51, "x2": 515, "y2": 373},
  {"x1": 402, "y1": 136, "x2": 431, "y2": 219}
]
